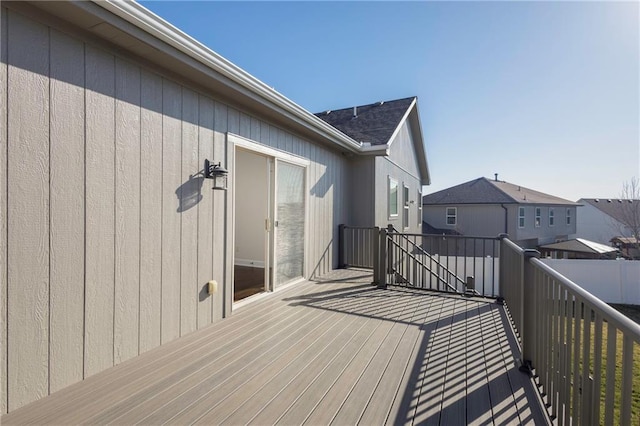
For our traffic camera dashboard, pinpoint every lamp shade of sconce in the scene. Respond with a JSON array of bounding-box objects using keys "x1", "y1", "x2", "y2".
[{"x1": 204, "y1": 159, "x2": 228, "y2": 190}]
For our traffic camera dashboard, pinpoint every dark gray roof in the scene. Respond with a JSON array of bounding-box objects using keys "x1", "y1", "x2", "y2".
[
  {"x1": 423, "y1": 177, "x2": 578, "y2": 206},
  {"x1": 314, "y1": 97, "x2": 415, "y2": 146},
  {"x1": 579, "y1": 198, "x2": 640, "y2": 224}
]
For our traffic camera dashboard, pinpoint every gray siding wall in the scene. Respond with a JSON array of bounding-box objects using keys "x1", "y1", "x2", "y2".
[
  {"x1": 0, "y1": 7, "x2": 347, "y2": 413},
  {"x1": 422, "y1": 203, "x2": 578, "y2": 244},
  {"x1": 346, "y1": 156, "x2": 374, "y2": 227},
  {"x1": 575, "y1": 203, "x2": 629, "y2": 244},
  {"x1": 511, "y1": 205, "x2": 577, "y2": 245},
  {"x1": 374, "y1": 120, "x2": 422, "y2": 233},
  {"x1": 373, "y1": 119, "x2": 424, "y2": 233},
  {"x1": 387, "y1": 119, "x2": 420, "y2": 178},
  {"x1": 423, "y1": 204, "x2": 507, "y2": 237},
  {"x1": 374, "y1": 157, "x2": 423, "y2": 234}
]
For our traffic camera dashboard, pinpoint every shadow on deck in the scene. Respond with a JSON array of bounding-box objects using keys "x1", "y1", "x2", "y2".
[{"x1": 2, "y1": 268, "x2": 549, "y2": 425}]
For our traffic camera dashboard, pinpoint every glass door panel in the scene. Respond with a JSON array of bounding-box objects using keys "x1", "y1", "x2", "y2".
[{"x1": 275, "y1": 161, "x2": 305, "y2": 286}]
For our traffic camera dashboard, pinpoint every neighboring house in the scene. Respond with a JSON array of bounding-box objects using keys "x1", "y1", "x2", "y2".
[
  {"x1": 611, "y1": 237, "x2": 640, "y2": 260},
  {"x1": 0, "y1": 1, "x2": 429, "y2": 414},
  {"x1": 538, "y1": 238, "x2": 619, "y2": 259},
  {"x1": 422, "y1": 176, "x2": 579, "y2": 248},
  {"x1": 576, "y1": 198, "x2": 640, "y2": 245},
  {"x1": 315, "y1": 98, "x2": 430, "y2": 233}
]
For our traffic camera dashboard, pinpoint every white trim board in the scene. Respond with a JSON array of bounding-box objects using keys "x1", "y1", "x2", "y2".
[{"x1": 228, "y1": 132, "x2": 310, "y2": 166}]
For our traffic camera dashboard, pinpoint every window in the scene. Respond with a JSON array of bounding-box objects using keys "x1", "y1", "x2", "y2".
[
  {"x1": 566, "y1": 208, "x2": 571, "y2": 225},
  {"x1": 518, "y1": 207, "x2": 525, "y2": 228},
  {"x1": 446, "y1": 207, "x2": 457, "y2": 225},
  {"x1": 549, "y1": 208, "x2": 555, "y2": 226},
  {"x1": 417, "y1": 190, "x2": 422, "y2": 227},
  {"x1": 403, "y1": 185, "x2": 410, "y2": 229},
  {"x1": 535, "y1": 207, "x2": 541, "y2": 228},
  {"x1": 388, "y1": 177, "x2": 398, "y2": 217}
]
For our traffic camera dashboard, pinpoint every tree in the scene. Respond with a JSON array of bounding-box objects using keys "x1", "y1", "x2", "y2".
[{"x1": 617, "y1": 177, "x2": 640, "y2": 257}]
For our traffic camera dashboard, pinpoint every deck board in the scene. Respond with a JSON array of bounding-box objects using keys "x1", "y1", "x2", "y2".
[{"x1": 1, "y1": 269, "x2": 549, "y2": 426}]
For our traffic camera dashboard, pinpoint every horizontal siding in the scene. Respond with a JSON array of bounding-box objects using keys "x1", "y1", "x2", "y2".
[{"x1": 1, "y1": 7, "x2": 348, "y2": 413}]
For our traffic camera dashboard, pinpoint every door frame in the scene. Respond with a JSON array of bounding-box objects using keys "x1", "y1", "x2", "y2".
[{"x1": 228, "y1": 133, "x2": 309, "y2": 310}]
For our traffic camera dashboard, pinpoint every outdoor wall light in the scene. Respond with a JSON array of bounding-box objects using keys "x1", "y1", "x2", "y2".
[{"x1": 204, "y1": 159, "x2": 228, "y2": 190}]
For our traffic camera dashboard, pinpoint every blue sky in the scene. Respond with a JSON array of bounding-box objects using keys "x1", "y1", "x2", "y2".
[{"x1": 140, "y1": 1, "x2": 639, "y2": 202}]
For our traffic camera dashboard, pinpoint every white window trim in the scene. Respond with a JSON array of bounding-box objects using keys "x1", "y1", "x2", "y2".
[
  {"x1": 446, "y1": 207, "x2": 457, "y2": 226},
  {"x1": 566, "y1": 208, "x2": 571, "y2": 225},
  {"x1": 417, "y1": 190, "x2": 422, "y2": 227},
  {"x1": 535, "y1": 207, "x2": 541, "y2": 228},
  {"x1": 388, "y1": 176, "x2": 399, "y2": 218},
  {"x1": 518, "y1": 207, "x2": 525, "y2": 228},
  {"x1": 549, "y1": 208, "x2": 555, "y2": 227},
  {"x1": 403, "y1": 184, "x2": 410, "y2": 230}
]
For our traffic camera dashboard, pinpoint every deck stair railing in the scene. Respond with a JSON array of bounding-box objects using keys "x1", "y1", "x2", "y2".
[
  {"x1": 339, "y1": 224, "x2": 500, "y2": 297},
  {"x1": 385, "y1": 226, "x2": 466, "y2": 293},
  {"x1": 500, "y1": 236, "x2": 640, "y2": 425}
]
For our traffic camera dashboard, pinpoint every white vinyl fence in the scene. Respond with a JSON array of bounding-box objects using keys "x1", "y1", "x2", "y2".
[{"x1": 540, "y1": 259, "x2": 640, "y2": 305}]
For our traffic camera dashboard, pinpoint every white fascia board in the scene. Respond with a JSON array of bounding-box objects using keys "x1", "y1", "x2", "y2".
[
  {"x1": 358, "y1": 144, "x2": 390, "y2": 156},
  {"x1": 384, "y1": 98, "x2": 431, "y2": 185},
  {"x1": 386, "y1": 97, "x2": 417, "y2": 148},
  {"x1": 93, "y1": 0, "x2": 363, "y2": 154}
]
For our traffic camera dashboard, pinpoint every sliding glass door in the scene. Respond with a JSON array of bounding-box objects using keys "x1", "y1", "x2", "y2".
[{"x1": 274, "y1": 160, "x2": 305, "y2": 286}]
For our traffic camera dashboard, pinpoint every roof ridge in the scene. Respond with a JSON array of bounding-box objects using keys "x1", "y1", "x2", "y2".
[{"x1": 483, "y1": 177, "x2": 519, "y2": 203}]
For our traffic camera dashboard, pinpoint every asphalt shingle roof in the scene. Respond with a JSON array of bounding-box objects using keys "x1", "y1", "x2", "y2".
[
  {"x1": 579, "y1": 198, "x2": 640, "y2": 224},
  {"x1": 314, "y1": 97, "x2": 415, "y2": 146},
  {"x1": 423, "y1": 177, "x2": 578, "y2": 206}
]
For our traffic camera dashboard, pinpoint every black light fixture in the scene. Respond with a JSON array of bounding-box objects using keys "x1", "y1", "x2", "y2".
[{"x1": 204, "y1": 159, "x2": 228, "y2": 190}]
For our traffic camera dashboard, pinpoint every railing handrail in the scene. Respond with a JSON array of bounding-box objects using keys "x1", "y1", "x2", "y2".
[
  {"x1": 531, "y1": 257, "x2": 640, "y2": 341},
  {"x1": 501, "y1": 236, "x2": 523, "y2": 253},
  {"x1": 389, "y1": 231, "x2": 502, "y2": 242}
]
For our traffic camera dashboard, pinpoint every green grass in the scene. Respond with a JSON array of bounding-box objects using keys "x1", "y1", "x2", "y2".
[
  {"x1": 542, "y1": 315, "x2": 639, "y2": 424},
  {"x1": 597, "y1": 324, "x2": 640, "y2": 425}
]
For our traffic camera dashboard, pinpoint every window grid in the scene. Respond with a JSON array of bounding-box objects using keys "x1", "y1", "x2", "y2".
[
  {"x1": 566, "y1": 208, "x2": 571, "y2": 225},
  {"x1": 518, "y1": 207, "x2": 525, "y2": 228},
  {"x1": 535, "y1": 207, "x2": 541, "y2": 228},
  {"x1": 549, "y1": 208, "x2": 555, "y2": 226},
  {"x1": 446, "y1": 207, "x2": 457, "y2": 226}
]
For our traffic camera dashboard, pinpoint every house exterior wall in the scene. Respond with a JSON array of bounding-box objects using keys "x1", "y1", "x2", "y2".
[
  {"x1": 422, "y1": 203, "x2": 578, "y2": 246},
  {"x1": 511, "y1": 205, "x2": 577, "y2": 246},
  {"x1": 0, "y1": 6, "x2": 348, "y2": 413},
  {"x1": 373, "y1": 120, "x2": 424, "y2": 234},
  {"x1": 387, "y1": 119, "x2": 421, "y2": 178},
  {"x1": 575, "y1": 202, "x2": 631, "y2": 244},
  {"x1": 423, "y1": 204, "x2": 507, "y2": 237},
  {"x1": 347, "y1": 156, "x2": 375, "y2": 227}
]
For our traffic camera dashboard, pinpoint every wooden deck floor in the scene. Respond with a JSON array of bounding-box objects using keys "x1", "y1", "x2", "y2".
[{"x1": 2, "y1": 269, "x2": 549, "y2": 425}]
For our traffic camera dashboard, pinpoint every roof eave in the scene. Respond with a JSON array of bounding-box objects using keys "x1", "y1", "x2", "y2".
[{"x1": 93, "y1": 0, "x2": 364, "y2": 154}]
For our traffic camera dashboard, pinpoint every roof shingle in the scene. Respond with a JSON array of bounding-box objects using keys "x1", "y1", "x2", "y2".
[
  {"x1": 314, "y1": 97, "x2": 415, "y2": 146},
  {"x1": 423, "y1": 177, "x2": 578, "y2": 206}
]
